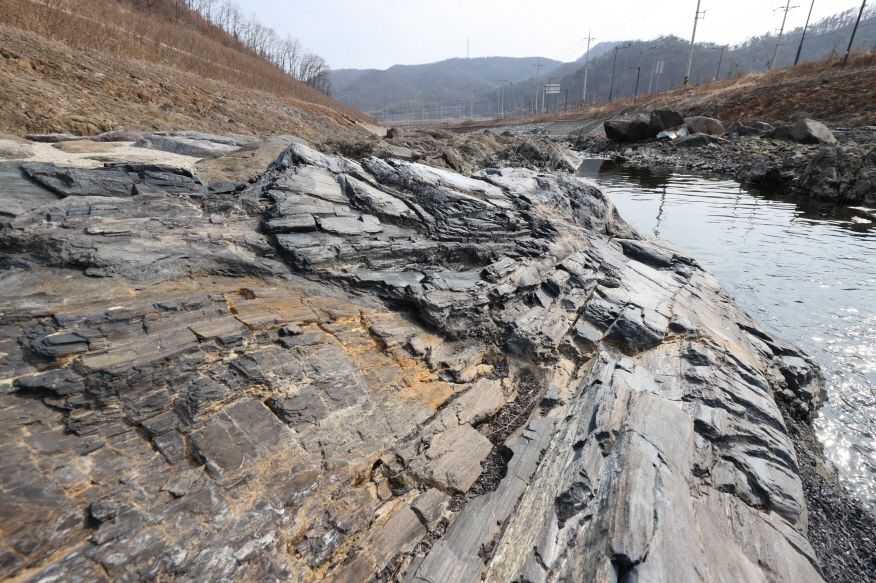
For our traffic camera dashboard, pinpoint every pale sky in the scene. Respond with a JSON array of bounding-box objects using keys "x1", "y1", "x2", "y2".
[{"x1": 244, "y1": 0, "x2": 865, "y2": 70}]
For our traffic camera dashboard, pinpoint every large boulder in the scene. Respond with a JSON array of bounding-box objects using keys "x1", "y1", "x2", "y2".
[
  {"x1": 684, "y1": 116, "x2": 724, "y2": 135},
  {"x1": 648, "y1": 110, "x2": 685, "y2": 138},
  {"x1": 790, "y1": 118, "x2": 836, "y2": 145},
  {"x1": 604, "y1": 115, "x2": 650, "y2": 142}
]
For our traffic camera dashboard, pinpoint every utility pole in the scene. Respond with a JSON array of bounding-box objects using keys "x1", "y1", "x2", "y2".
[
  {"x1": 771, "y1": 0, "x2": 798, "y2": 70},
  {"x1": 656, "y1": 60, "x2": 665, "y2": 91},
  {"x1": 705, "y1": 45, "x2": 726, "y2": 80},
  {"x1": 647, "y1": 45, "x2": 662, "y2": 93},
  {"x1": 582, "y1": 30, "x2": 595, "y2": 106},
  {"x1": 499, "y1": 79, "x2": 507, "y2": 119},
  {"x1": 716, "y1": 46, "x2": 725, "y2": 79},
  {"x1": 685, "y1": 0, "x2": 705, "y2": 86},
  {"x1": 533, "y1": 58, "x2": 543, "y2": 116},
  {"x1": 842, "y1": 0, "x2": 868, "y2": 69},
  {"x1": 628, "y1": 67, "x2": 641, "y2": 102},
  {"x1": 563, "y1": 89, "x2": 568, "y2": 112},
  {"x1": 794, "y1": 0, "x2": 815, "y2": 65},
  {"x1": 470, "y1": 89, "x2": 474, "y2": 120},
  {"x1": 610, "y1": 43, "x2": 631, "y2": 101}
]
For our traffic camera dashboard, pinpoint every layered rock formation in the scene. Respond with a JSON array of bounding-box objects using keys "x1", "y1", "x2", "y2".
[
  {"x1": 325, "y1": 128, "x2": 582, "y2": 176},
  {"x1": 0, "y1": 144, "x2": 830, "y2": 582}
]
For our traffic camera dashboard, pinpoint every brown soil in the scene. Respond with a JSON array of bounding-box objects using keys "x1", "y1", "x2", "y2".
[
  {"x1": 0, "y1": 24, "x2": 373, "y2": 143},
  {"x1": 456, "y1": 53, "x2": 876, "y2": 131}
]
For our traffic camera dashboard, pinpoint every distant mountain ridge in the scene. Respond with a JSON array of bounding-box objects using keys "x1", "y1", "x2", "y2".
[{"x1": 329, "y1": 56, "x2": 562, "y2": 113}]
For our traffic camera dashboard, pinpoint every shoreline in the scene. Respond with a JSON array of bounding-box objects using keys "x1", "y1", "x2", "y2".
[{"x1": 567, "y1": 131, "x2": 876, "y2": 581}]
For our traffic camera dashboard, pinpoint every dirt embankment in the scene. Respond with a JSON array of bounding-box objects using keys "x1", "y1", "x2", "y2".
[
  {"x1": 457, "y1": 54, "x2": 876, "y2": 131},
  {"x1": 0, "y1": 25, "x2": 373, "y2": 143}
]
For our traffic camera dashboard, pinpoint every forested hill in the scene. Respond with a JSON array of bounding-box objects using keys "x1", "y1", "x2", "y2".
[{"x1": 329, "y1": 56, "x2": 562, "y2": 113}]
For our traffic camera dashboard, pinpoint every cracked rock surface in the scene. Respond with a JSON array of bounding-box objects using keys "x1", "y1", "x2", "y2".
[{"x1": 0, "y1": 143, "x2": 837, "y2": 582}]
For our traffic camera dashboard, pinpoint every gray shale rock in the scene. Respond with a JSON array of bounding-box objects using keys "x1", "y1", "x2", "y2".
[
  {"x1": 135, "y1": 131, "x2": 257, "y2": 158},
  {"x1": 0, "y1": 142, "x2": 835, "y2": 583}
]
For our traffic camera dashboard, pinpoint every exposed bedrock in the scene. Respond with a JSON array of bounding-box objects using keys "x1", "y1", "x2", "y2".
[{"x1": 0, "y1": 144, "x2": 831, "y2": 582}]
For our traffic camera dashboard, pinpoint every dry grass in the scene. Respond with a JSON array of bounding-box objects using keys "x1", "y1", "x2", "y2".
[{"x1": 1, "y1": 0, "x2": 370, "y2": 122}]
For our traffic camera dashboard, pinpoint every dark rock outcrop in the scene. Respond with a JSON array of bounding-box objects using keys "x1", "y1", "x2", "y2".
[
  {"x1": 801, "y1": 145, "x2": 876, "y2": 204},
  {"x1": 604, "y1": 115, "x2": 650, "y2": 142},
  {"x1": 647, "y1": 109, "x2": 685, "y2": 138},
  {"x1": 0, "y1": 143, "x2": 841, "y2": 582}
]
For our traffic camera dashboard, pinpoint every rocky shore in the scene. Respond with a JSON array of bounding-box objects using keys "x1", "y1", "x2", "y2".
[
  {"x1": 571, "y1": 112, "x2": 876, "y2": 209},
  {"x1": 0, "y1": 133, "x2": 874, "y2": 582}
]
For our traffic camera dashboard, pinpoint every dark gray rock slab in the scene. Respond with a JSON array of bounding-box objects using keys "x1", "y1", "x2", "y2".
[
  {"x1": 0, "y1": 162, "x2": 62, "y2": 216},
  {"x1": 19, "y1": 162, "x2": 207, "y2": 198}
]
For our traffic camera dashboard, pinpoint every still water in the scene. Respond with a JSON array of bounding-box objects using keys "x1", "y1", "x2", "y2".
[{"x1": 577, "y1": 158, "x2": 876, "y2": 513}]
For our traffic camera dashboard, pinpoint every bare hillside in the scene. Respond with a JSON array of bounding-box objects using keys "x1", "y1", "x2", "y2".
[{"x1": 0, "y1": 25, "x2": 371, "y2": 142}]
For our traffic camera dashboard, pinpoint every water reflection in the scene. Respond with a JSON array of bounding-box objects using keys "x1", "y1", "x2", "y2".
[{"x1": 578, "y1": 158, "x2": 876, "y2": 513}]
